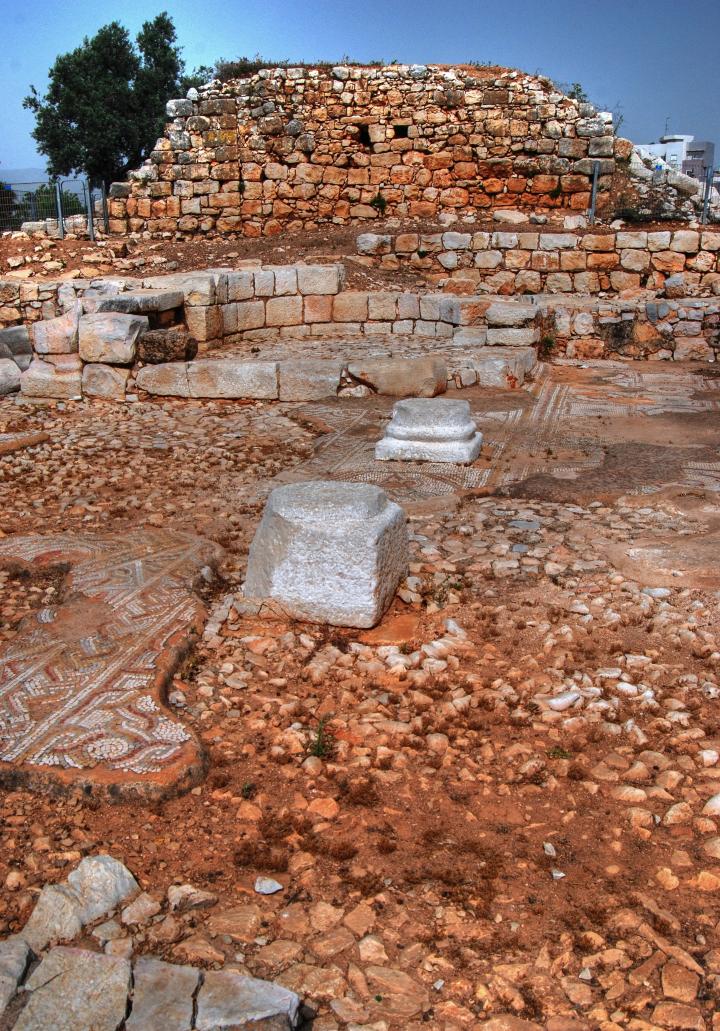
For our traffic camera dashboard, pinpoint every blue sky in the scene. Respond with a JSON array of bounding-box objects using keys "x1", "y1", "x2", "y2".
[{"x1": 2, "y1": 0, "x2": 718, "y2": 173}]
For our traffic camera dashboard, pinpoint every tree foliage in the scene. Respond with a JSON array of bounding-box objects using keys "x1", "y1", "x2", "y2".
[{"x1": 24, "y1": 13, "x2": 210, "y2": 186}]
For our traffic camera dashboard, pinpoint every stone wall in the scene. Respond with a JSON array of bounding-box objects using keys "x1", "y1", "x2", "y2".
[
  {"x1": 3, "y1": 263, "x2": 719, "y2": 407},
  {"x1": 109, "y1": 65, "x2": 641, "y2": 238},
  {"x1": 356, "y1": 226, "x2": 720, "y2": 296}
]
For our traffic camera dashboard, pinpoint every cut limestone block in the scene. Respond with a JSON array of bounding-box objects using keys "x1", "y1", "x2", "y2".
[
  {"x1": 244, "y1": 481, "x2": 408, "y2": 628},
  {"x1": 278, "y1": 359, "x2": 343, "y2": 401},
  {"x1": 82, "y1": 364, "x2": 130, "y2": 400},
  {"x1": 186, "y1": 359, "x2": 278, "y2": 399},
  {"x1": 0, "y1": 359, "x2": 21, "y2": 395},
  {"x1": 376, "y1": 398, "x2": 483, "y2": 464},
  {"x1": 347, "y1": 356, "x2": 447, "y2": 398},
  {"x1": 31, "y1": 305, "x2": 80, "y2": 355},
  {"x1": 196, "y1": 968, "x2": 301, "y2": 1030},
  {"x1": 135, "y1": 362, "x2": 190, "y2": 397},
  {"x1": 78, "y1": 313, "x2": 149, "y2": 365},
  {"x1": 20, "y1": 357, "x2": 82, "y2": 400},
  {"x1": 296, "y1": 264, "x2": 345, "y2": 295}
]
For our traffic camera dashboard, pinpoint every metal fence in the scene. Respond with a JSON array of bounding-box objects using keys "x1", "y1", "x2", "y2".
[{"x1": 0, "y1": 178, "x2": 109, "y2": 237}]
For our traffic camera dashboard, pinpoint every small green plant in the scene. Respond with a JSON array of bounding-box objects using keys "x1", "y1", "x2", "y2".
[
  {"x1": 241, "y1": 781, "x2": 256, "y2": 799},
  {"x1": 547, "y1": 746, "x2": 572, "y2": 760},
  {"x1": 370, "y1": 191, "x2": 387, "y2": 215},
  {"x1": 309, "y1": 717, "x2": 333, "y2": 759},
  {"x1": 549, "y1": 183, "x2": 563, "y2": 200},
  {"x1": 538, "y1": 335, "x2": 556, "y2": 360},
  {"x1": 417, "y1": 248, "x2": 429, "y2": 259}
]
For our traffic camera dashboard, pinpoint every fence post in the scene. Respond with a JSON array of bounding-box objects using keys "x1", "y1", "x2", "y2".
[
  {"x1": 100, "y1": 181, "x2": 109, "y2": 233},
  {"x1": 55, "y1": 181, "x2": 65, "y2": 240},
  {"x1": 84, "y1": 178, "x2": 95, "y2": 241},
  {"x1": 701, "y1": 166, "x2": 713, "y2": 225},
  {"x1": 588, "y1": 161, "x2": 600, "y2": 225}
]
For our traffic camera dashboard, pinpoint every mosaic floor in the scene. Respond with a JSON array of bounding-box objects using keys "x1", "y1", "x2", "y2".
[
  {"x1": 0, "y1": 529, "x2": 221, "y2": 799},
  {"x1": 276, "y1": 361, "x2": 720, "y2": 504}
]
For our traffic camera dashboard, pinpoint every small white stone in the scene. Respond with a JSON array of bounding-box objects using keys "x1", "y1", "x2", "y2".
[{"x1": 254, "y1": 877, "x2": 283, "y2": 895}]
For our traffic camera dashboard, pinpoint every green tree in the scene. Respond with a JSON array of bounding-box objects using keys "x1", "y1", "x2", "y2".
[{"x1": 24, "y1": 13, "x2": 208, "y2": 187}]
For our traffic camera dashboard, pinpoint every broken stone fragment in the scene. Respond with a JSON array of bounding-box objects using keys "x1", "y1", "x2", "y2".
[
  {"x1": 0, "y1": 359, "x2": 21, "y2": 396},
  {"x1": 0, "y1": 937, "x2": 31, "y2": 1018},
  {"x1": 244, "y1": 481, "x2": 408, "y2": 628},
  {"x1": 30, "y1": 305, "x2": 80, "y2": 355},
  {"x1": 20, "y1": 855, "x2": 138, "y2": 953},
  {"x1": 14, "y1": 946, "x2": 131, "y2": 1031},
  {"x1": 196, "y1": 969, "x2": 301, "y2": 1031},
  {"x1": 125, "y1": 955, "x2": 199, "y2": 1031},
  {"x1": 346, "y1": 356, "x2": 447, "y2": 398}
]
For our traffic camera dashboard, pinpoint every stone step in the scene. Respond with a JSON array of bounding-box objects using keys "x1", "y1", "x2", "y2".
[{"x1": 89, "y1": 289, "x2": 185, "y2": 315}]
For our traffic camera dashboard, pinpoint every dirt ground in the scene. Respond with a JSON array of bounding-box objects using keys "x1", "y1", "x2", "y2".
[
  {"x1": 1, "y1": 360, "x2": 720, "y2": 1030},
  {"x1": 0, "y1": 214, "x2": 700, "y2": 293}
]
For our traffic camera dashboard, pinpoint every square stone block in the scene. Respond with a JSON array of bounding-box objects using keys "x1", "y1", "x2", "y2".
[
  {"x1": 244, "y1": 481, "x2": 408, "y2": 628},
  {"x1": 79, "y1": 312, "x2": 148, "y2": 364},
  {"x1": 187, "y1": 359, "x2": 278, "y2": 399},
  {"x1": 278, "y1": 359, "x2": 343, "y2": 401},
  {"x1": 376, "y1": 398, "x2": 483, "y2": 464}
]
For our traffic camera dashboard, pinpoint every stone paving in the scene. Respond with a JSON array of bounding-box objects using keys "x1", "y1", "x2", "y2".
[
  {"x1": 0, "y1": 529, "x2": 221, "y2": 799},
  {"x1": 274, "y1": 360, "x2": 720, "y2": 505},
  {"x1": 2, "y1": 358, "x2": 720, "y2": 1029}
]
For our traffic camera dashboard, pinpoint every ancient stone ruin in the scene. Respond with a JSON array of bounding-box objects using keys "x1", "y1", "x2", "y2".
[
  {"x1": 107, "y1": 64, "x2": 712, "y2": 238},
  {"x1": 2, "y1": 54, "x2": 720, "y2": 1031}
]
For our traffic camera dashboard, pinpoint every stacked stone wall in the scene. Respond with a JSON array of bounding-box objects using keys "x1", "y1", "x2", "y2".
[
  {"x1": 109, "y1": 65, "x2": 637, "y2": 238},
  {"x1": 356, "y1": 227, "x2": 720, "y2": 296}
]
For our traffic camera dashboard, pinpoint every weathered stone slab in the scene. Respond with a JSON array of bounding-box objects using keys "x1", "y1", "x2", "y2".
[
  {"x1": 93, "y1": 289, "x2": 185, "y2": 315},
  {"x1": 31, "y1": 306, "x2": 80, "y2": 355},
  {"x1": 278, "y1": 359, "x2": 343, "y2": 401},
  {"x1": 143, "y1": 271, "x2": 223, "y2": 306},
  {"x1": 126, "y1": 956, "x2": 199, "y2": 1031},
  {"x1": 79, "y1": 312, "x2": 149, "y2": 364},
  {"x1": 0, "y1": 937, "x2": 31, "y2": 1017},
  {"x1": 82, "y1": 363, "x2": 130, "y2": 400},
  {"x1": 20, "y1": 357, "x2": 82, "y2": 399},
  {"x1": 187, "y1": 359, "x2": 278, "y2": 399},
  {"x1": 14, "y1": 947, "x2": 131, "y2": 1031},
  {"x1": 0, "y1": 530, "x2": 219, "y2": 799},
  {"x1": 136, "y1": 362, "x2": 190, "y2": 397},
  {"x1": 347, "y1": 356, "x2": 447, "y2": 398},
  {"x1": 376, "y1": 398, "x2": 483, "y2": 464},
  {"x1": 196, "y1": 969, "x2": 301, "y2": 1030},
  {"x1": 0, "y1": 358, "x2": 21, "y2": 395},
  {"x1": 244, "y1": 481, "x2": 408, "y2": 629}
]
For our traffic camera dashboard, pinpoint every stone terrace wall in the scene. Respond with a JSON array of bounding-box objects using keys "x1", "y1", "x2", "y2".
[
  {"x1": 357, "y1": 226, "x2": 720, "y2": 296},
  {"x1": 109, "y1": 65, "x2": 636, "y2": 238}
]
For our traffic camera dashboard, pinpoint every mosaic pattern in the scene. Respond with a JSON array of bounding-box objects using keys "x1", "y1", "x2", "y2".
[
  {"x1": 0, "y1": 530, "x2": 220, "y2": 798},
  {"x1": 279, "y1": 362, "x2": 720, "y2": 501}
]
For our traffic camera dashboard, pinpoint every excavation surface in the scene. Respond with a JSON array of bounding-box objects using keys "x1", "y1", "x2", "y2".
[{"x1": 1, "y1": 359, "x2": 720, "y2": 1030}]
